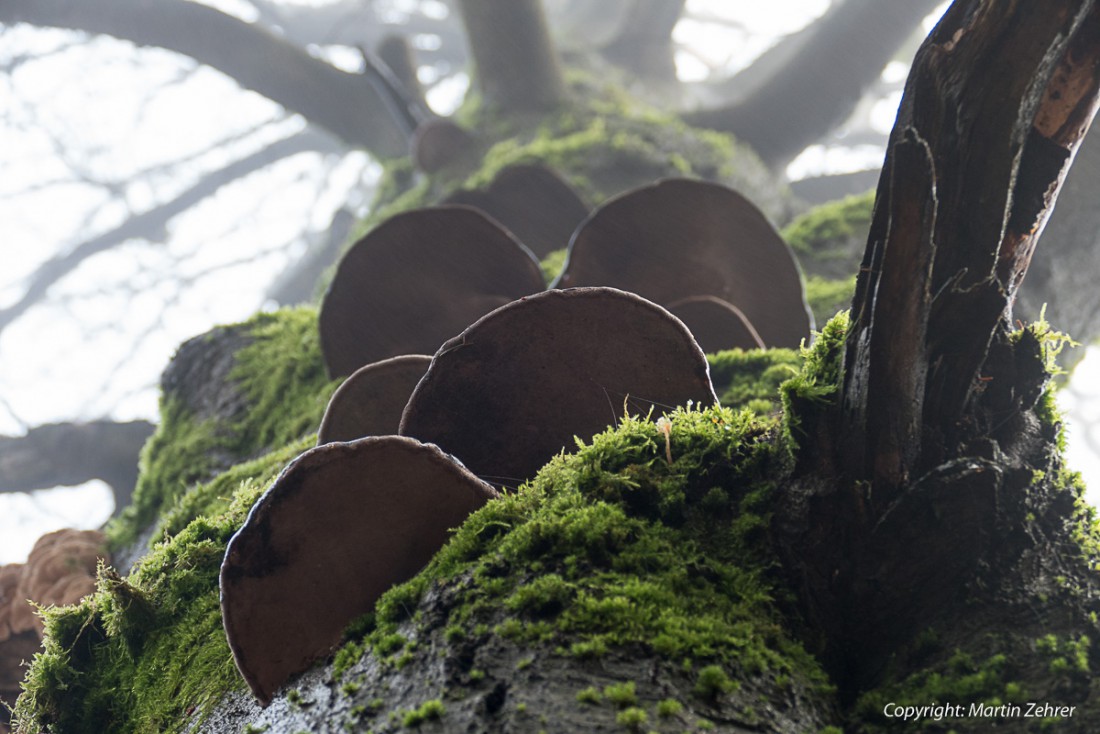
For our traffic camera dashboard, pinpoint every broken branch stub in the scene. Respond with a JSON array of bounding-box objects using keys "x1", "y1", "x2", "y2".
[
  {"x1": 319, "y1": 206, "x2": 545, "y2": 378},
  {"x1": 840, "y1": 0, "x2": 1100, "y2": 490},
  {"x1": 317, "y1": 354, "x2": 432, "y2": 445},
  {"x1": 399, "y1": 287, "x2": 717, "y2": 486},
  {"x1": 220, "y1": 436, "x2": 498, "y2": 705},
  {"x1": 554, "y1": 178, "x2": 812, "y2": 348}
]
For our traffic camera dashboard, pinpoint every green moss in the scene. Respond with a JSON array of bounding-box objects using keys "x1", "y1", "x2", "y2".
[
  {"x1": 783, "y1": 190, "x2": 874, "y2": 270},
  {"x1": 693, "y1": 665, "x2": 737, "y2": 700},
  {"x1": 707, "y1": 348, "x2": 802, "y2": 415},
  {"x1": 338, "y1": 403, "x2": 830, "y2": 707},
  {"x1": 401, "y1": 699, "x2": 445, "y2": 727},
  {"x1": 656, "y1": 698, "x2": 683, "y2": 717},
  {"x1": 783, "y1": 191, "x2": 872, "y2": 325},
  {"x1": 603, "y1": 681, "x2": 638, "y2": 708},
  {"x1": 852, "y1": 650, "x2": 1023, "y2": 731},
  {"x1": 346, "y1": 69, "x2": 784, "y2": 258},
  {"x1": 576, "y1": 686, "x2": 602, "y2": 705},
  {"x1": 1036, "y1": 634, "x2": 1091, "y2": 676},
  {"x1": 540, "y1": 248, "x2": 567, "y2": 285},
  {"x1": 615, "y1": 706, "x2": 648, "y2": 730},
  {"x1": 107, "y1": 307, "x2": 338, "y2": 549}
]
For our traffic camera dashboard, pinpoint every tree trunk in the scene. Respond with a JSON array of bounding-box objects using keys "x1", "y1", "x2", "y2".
[
  {"x1": 687, "y1": 0, "x2": 946, "y2": 166},
  {"x1": 0, "y1": 421, "x2": 154, "y2": 515},
  {"x1": 841, "y1": 0, "x2": 1100, "y2": 490},
  {"x1": 778, "y1": 0, "x2": 1100, "y2": 703},
  {"x1": 456, "y1": 0, "x2": 566, "y2": 112}
]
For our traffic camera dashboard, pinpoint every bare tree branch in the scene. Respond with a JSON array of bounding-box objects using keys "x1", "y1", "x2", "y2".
[
  {"x1": 456, "y1": 0, "x2": 565, "y2": 111},
  {"x1": 0, "y1": 420, "x2": 155, "y2": 515},
  {"x1": 0, "y1": 127, "x2": 343, "y2": 338},
  {"x1": 686, "y1": 0, "x2": 945, "y2": 166},
  {"x1": 601, "y1": 0, "x2": 686, "y2": 84},
  {"x1": 0, "y1": 0, "x2": 409, "y2": 155}
]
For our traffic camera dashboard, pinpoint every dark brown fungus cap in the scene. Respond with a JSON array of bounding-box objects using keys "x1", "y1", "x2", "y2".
[
  {"x1": 444, "y1": 164, "x2": 589, "y2": 260},
  {"x1": 554, "y1": 178, "x2": 813, "y2": 348},
  {"x1": 399, "y1": 287, "x2": 717, "y2": 486},
  {"x1": 220, "y1": 436, "x2": 498, "y2": 705},
  {"x1": 319, "y1": 206, "x2": 545, "y2": 377},
  {"x1": 317, "y1": 354, "x2": 432, "y2": 445},
  {"x1": 667, "y1": 295, "x2": 765, "y2": 353}
]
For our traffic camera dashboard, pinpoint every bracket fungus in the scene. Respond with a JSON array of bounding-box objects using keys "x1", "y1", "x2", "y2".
[
  {"x1": 399, "y1": 287, "x2": 717, "y2": 486},
  {"x1": 443, "y1": 163, "x2": 590, "y2": 259},
  {"x1": 554, "y1": 178, "x2": 813, "y2": 348},
  {"x1": 4, "y1": 529, "x2": 109, "y2": 638},
  {"x1": 667, "y1": 295, "x2": 766, "y2": 353},
  {"x1": 316, "y1": 354, "x2": 432, "y2": 445},
  {"x1": 220, "y1": 436, "x2": 498, "y2": 705},
  {"x1": 319, "y1": 205, "x2": 545, "y2": 377}
]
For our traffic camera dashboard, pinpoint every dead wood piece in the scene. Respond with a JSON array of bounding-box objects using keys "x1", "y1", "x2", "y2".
[{"x1": 840, "y1": 0, "x2": 1100, "y2": 490}]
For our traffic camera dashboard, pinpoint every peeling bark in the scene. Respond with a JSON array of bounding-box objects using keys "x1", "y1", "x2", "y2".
[{"x1": 841, "y1": 0, "x2": 1100, "y2": 491}]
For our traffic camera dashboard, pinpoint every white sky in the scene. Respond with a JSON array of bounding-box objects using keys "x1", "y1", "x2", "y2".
[{"x1": 5, "y1": 0, "x2": 1099, "y2": 564}]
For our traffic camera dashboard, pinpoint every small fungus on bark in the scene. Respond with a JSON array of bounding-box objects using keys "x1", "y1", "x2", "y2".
[
  {"x1": 399, "y1": 287, "x2": 717, "y2": 486},
  {"x1": 444, "y1": 163, "x2": 590, "y2": 259},
  {"x1": 319, "y1": 206, "x2": 545, "y2": 377},
  {"x1": 554, "y1": 178, "x2": 813, "y2": 348},
  {"x1": 667, "y1": 295, "x2": 766, "y2": 353},
  {"x1": 317, "y1": 354, "x2": 432, "y2": 445},
  {"x1": 220, "y1": 436, "x2": 498, "y2": 706}
]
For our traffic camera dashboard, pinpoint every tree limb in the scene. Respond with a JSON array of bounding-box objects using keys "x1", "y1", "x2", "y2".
[
  {"x1": 456, "y1": 0, "x2": 566, "y2": 112},
  {"x1": 0, "y1": 128, "x2": 343, "y2": 338},
  {"x1": 601, "y1": 0, "x2": 686, "y2": 84},
  {"x1": 0, "y1": 0, "x2": 408, "y2": 155},
  {"x1": 0, "y1": 420, "x2": 155, "y2": 515},
  {"x1": 687, "y1": 0, "x2": 945, "y2": 166}
]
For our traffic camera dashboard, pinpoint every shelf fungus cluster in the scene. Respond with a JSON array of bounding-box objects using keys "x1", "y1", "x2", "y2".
[
  {"x1": 219, "y1": 169, "x2": 814, "y2": 704},
  {"x1": 0, "y1": 530, "x2": 109, "y2": 724}
]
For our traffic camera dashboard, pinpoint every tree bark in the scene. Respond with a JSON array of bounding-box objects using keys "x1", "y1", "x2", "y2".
[
  {"x1": 841, "y1": 0, "x2": 1100, "y2": 492},
  {"x1": 0, "y1": 0, "x2": 408, "y2": 156},
  {"x1": 687, "y1": 0, "x2": 945, "y2": 166},
  {"x1": 775, "y1": 0, "x2": 1100, "y2": 698},
  {"x1": 456, "y1": 0, "x2": 566, "y2": 112}
]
